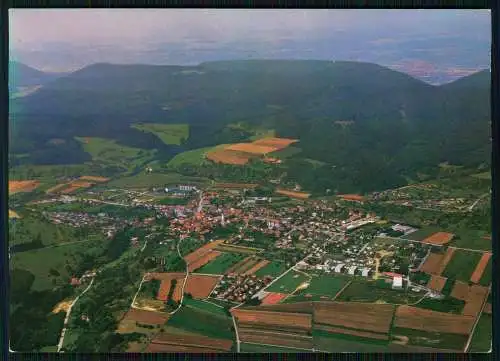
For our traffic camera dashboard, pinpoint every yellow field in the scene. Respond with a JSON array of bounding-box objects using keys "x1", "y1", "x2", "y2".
[
  {"x1": 52, "y1": 300, "x2": 73, "y2": 314},
  {"x1": 9, "y1": 210, "x2": 21, "y2": 219}
]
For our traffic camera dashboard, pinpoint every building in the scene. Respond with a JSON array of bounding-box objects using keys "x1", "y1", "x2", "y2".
[
  {"x1": 348, "y1": 266, "x2": 357, "y2": 275},
  {"x1": 361, "y1": 268, "x2": 371, "y2": 277},
  {"x1": 392, "y1": 276, "x2": 403, "y2": 289}
]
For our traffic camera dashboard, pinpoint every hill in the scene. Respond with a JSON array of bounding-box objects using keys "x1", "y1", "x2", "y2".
[
  {"x1": 9, "y1": 61, "x2": 66, "y2": 92},
  {"x1": 9, "y1": 60, "x2": 490, "y2": 194}
]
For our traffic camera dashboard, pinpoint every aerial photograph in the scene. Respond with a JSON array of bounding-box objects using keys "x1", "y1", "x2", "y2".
[{"x1": 8, "y1": 9, "x2": 492, "y2": 353}]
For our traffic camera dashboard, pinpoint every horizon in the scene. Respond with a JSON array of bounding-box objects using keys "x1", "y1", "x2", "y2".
[{"x1": 9, "y1": 9, "x2": 491, "y2": 84}]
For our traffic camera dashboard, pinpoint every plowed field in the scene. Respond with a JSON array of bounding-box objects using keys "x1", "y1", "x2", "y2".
[
  {"x1": 152, "y1": 332, "x2": 232, "y2": 351},
  {"x1": 46, "y1": 183, "x2": 70, "y2": 194},
  {"x1": 243, "y1": 260, "x2": 270, "y2": 275},
  {"x1": 225, "y1": 256, "x2": 256, "y2": 274},
  {"x1": 394, "y1": 305, "x2": 474, "y2": 335},
  {"x1": 187, "y1": 251, "x2": 222, "y2": 272},
  {"x1": 313, "y1": 302, "x2": 395, "y2": 334},
  {"x1": 261, "y1": 293, "x2": 288, "y2": 305},
  {"x1": 9, "y1": 180, "x2": 40, "y2": 194},
  {"x1": 419, "y1": 253, "x2": 444, "y2": 274},
  {"x1": 79, "y1": 176, "x2": 110, "y2": 182},
  {"x1": 145, "y1": 343, "x2": 224, "y2": 352},
  {"x1": 422, "y1": 232, "x2": 454, "y2": 245},
  {"x1": 338, "y1": 194, "x2": 365, "y2": 202},
  {"x1": 276, "y1": 189, "x2": 311, "y2": 199},
  {"x1": 226, "y1": 143, "x2": 278, "y2": 154},
  {"x1": 451, "y1": 281, "x2": 470, "y2": 300},
  {"x1": 252, "y1": 137, "x2": 298, "y2": 150},
  {"x1": 315, "y1": 324, "x2": 389, "y2": 340},
  {"x1": 183, "y1": 240, "x2": 224, "y2": 264},
  {"x1": 462, "y1": 285, "x2": 489, "y2": 317},
  {"x1": 184, "y1": 274, "x2": 220, "y2": 299},
  {"x1": 123, "y1": 308, "x2": 170, "y2": 325},
  {"x1": 470, "y1": 252, "x2": 492, "y2": 283},
  {"x1": 426, "y1": 275, "x2": 447, "y2": 292},
  {"x1": 232, "y1": 309, "x2": 312, "y2": 330},
  {"x1": 237, "y1": 328, "x2": 313, "y2": 349},
  {"x1": 156, "y1": 275, "x2": 185, "y2": 302},
  {"x1": 206, "y1": 150, "x2": 251, "y2": 165},
  {"x1": 436, "y1": 248, "x2": 456, "y2": 275}
]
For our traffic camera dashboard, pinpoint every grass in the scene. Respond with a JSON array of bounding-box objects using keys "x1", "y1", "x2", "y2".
[
  {"x1": 166, "y1": 304, "x2": 234, "y2": 340},
  {"x1": 414, "y1": 296, "x2": 465, "y2": 314},
  {"x1": 107, "y1": 172, "x2": 208, "y2": 188},
  {"x1": 269, "y1": 146, "x2": 302, "y2": 159},
  {"x1": 240, "y1": 342, "x2": 306, "y2": 352},
  {"x1": 391, "y1": 327, "x2": 468, "y2": 351},
  {"x1": 266, "y1": 270, "x2": 310, "y2": 294},
  {"x1": 442, "y1": 250, "x2": 483, "y2": 283},
  {"x1": 182, "y1": 297, "x2": 228, "y2": 317},
  {"x1": 254, "y1": 261, "x2": 287, "y2": 278},
  {"x1": 282, "y1": 294, "x2": 324, "y2": 303},
  {"x1": 157, "y1": 197, "x2": 190, "y2": 205},
  {"x1": 312, "y1": 329, "x2": 390, "y2": 352},
  {"x1": 402, "y1": 227, "x2": 440, "y2": 241},
  {"x1": 336, "y1": 279, "x2": 422, "y2": 304},
  {"x1": 469, "y1": 313, "x2": 492, "y2": 352},
  {"x1": 450, "y1": 229, "x2": 491, "y2": 251},
  {"x1": 9, "y1": 164, "x2": 89, "y2": 181},
  {"x1": 132, "y1": 123, "x2": 189, "y2": 145},
  {"x1": 479, "y1": 257, "x2": 492, "y2": 286},
  {"x1": 75, "y1": 137, "x2": 155, "y2": 169},
  {"x1": 440, "y1": 278, "x2": 455, "y2": 296},
  {"x1": 301, "y1": 274, "x2": 350, "y2": 298},
  {"x1": 214, "y1": 244, "x2": 261, "y2": 254},
  {"x1": 167, "y1": 147, "x2": 214, "y2": 168},
  {"x1": 471, "y1": 172, "x2": 491, "y2": 180},
  {"x1": 194, "y1": 252, "x2": 246, "y2": 274},
  {"x1": 9, "y1": 214, "x2": 76, "y2": 247}
]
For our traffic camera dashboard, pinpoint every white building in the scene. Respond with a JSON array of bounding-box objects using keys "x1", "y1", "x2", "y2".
[
  {"x1": 348, "y1": 266, "x2": 357, "y2": 275},
  {"x1": 392, "y1": 276, "x2": 403, "y2": 289},
  {"x1": 334, "y1": 264, "x2": 345, "y2": 273},
  {"x1": 361, "y1": 268, "x2": 371, "y2": 277}
]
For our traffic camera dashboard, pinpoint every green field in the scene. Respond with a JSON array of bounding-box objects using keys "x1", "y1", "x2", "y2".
[
  {"x1": 391, "y1": 327, "x2": 468, "y2": 351},
  {"x1": 75, "y1": 137, "x2": 155, "y2": 169},
  {"x1": 479, "y1": 257, "x2": 492, "y2": 286},
  {"x1": 265, "y1": 270, "x2": 310, "y2": 294},
  {"x1": 10, "y1": 239, "x2": 106, "y2": 291},
  {"x1": 312, "y1": 329, "x2": 390, "y2": 352},
  {"x1": 132, "y1": 123, "x2": 189, "y2": 145},
  {"x1": 440, "y1": 278, "x2": 455, "y2": 296},
  {"x1": 469, "y1": 313, "x2": 492, "y2": 353},
  {"x1": 107, "y1": 172, "x2": 208, "y2": 188},
  {"x1": 269, "y1": 146, "x2": 302, "y2": 159},
  {"x1": 182, "y1": 297, "x2": 228, "y2": 317},
  {"x1": 442, "y1": 250, "x2": 483, "y2": 282},
  {"x1": 9, "y1": 215, "x2": 77, "y2": 247},
  {"x1": 402, "y1": 227, "x2": 440, "y2": 241},
  {"x1": 336, "y1": 280, "x2": 422, "y2": 304},
  {"x1": 194, "y1": 252, "x2": 246, "y2": 274},
  {"x1": 166, "y1": 304, "x2": 234, "y2": 340},
  {"x1": 167, "y1": 147, "x2": 214, "y2": 168},
  {"x1": 471, "y1": 172, "x2": 491, "y2": 180},
  {"x1": 157, "y1": 197, "x2": 190, "y2": 205},
  {"x1": 414, "y1": 296, "x2": 465, "y2": 314},
  {"x1": 281, "y1": 294, "x2": 324, "y2": 303},
  {"x1": 254, "y1": 261, "x2": 287, "y2": 278},
  {"x1": 240, "y1": 342, "x2": 306, "y2": 352},
  {"x1": 301, "y1": 274, "x2": 350, "y2": 298},
  {"x1": 9, "y1": 164, "x2": 90, "y2": 181},
  {"x1": 450, "y1": 229, "x2": 491, "y2": 251}
]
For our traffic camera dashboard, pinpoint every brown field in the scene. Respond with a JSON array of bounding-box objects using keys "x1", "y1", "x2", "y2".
[
  {"x1": 206, "y1": 150, "x2": 251, "y2": 165},
  {"x1": 188, "y1": 250, "x2": 222, "y2": 272},
  {"x1": 252, "y1": 137, "x2": 298, "y2": 150},
  {"x1": 214, "y1": 244, "x2": 261, "y2": 254},
  {"x1": 419, "y1": 253, "x2": 444, "y2": 274},
  {"x1": 225, "y1": 143, "x2": 278, "y2": 154},
  {"x1": 338, "y1": 194, "x2": 365, "y2": 202},
  {"x1": 484, "y1": 303, "x2": 492, "y2": 314},
  {"x1": 183, "y1": 240, "x2": 224, "y2": 264},
  {"x1": 152, "y1": 332, "x2": 233, "y2": 351},
  {"x1": 79, "y1": 175, "x2": 111, "y2": 182},
  {"x1": 426, "y1": 275, "x2": 447, "y2": 292},
  {"x1": 9, "y1": 180, "x2": 40, "y2": 194},
  {"x1": 184, "y1": 274, "x2": 220, "y2": 299},
  {"x1": 313, "y1": 302, "x2": 395, "y2": 334},
  {"x1": 237, "y1": 328, "x2": 313, "y2": 349},
  {"x1": 9, "y1": 210, "x2": 21, "y2": 219},
  {"x1": 59, "y1": 181, "x2": 95, "y2": 194},
  {"x1": 145, "y1": 343, "x2": 224, "y2": 353},
  {"x1": 242, "y1": 301, "x2": 314, "y2": 314},
  {"x1": 232, "y1": 309, "x2": 312, "y2": 330},
  {"x1": 243, "y1": 259, "x2": 270, "y2": 276},
  {"x1": 315, "y1": 324, "x2": 389, "y2": 340},
  {"x1": 451, "y1": 281, "x2": 472, "y2": 301},
  {"x1": 156, "y1": 275, "x2": 185, "y2": 302},
  {"x1": 46, "y1": 183, "x2": 70, "y2": 194},
  {"x1": 422, "y1": 232, "x2": 454, "y2": 245},
  {"x1": 462, "y1": 285, "x2": 489, "y2": 317},
  {"x1": 261, "y1": 293, "x2": 288, "y2": 305},
  {"x1": 122, "y1": 308, "x2": 170, "y2": 325},
  {"x1": 276, "y1": 189, "x2": 311, "y2": 199},
  {"x1": 214, "y1": 182, "x2": 258, "y2": 189},
  {"x1": 147, "y1": 272, "x2": 185, "y2": 281},
  {"x1": 225, "y1": 256, "x2": 257, "y2": 274},
  {"x1": 470, "y1": 252, "x2": 492, "y2": 283},
  {"x1": 436, "y1": 248, "x2": 456, "y2": 275},
  {"x1": 52, "y1": 300, "x2": 72, "y2": 314},
  {"x1": 394, "y1": 305, "x2": 474, "y2": 335}
]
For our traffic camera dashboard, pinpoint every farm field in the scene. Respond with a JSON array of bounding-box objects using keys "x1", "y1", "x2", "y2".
[
  {"x1": 478, "y1": 257, "x2": 492, "y2": 286},
  {"x1": 282, "y1": 294, "x2": 324, "y2": 303},
  {"x1": 261, "y1": 292, "x2": 288, "y2": 305},
  {"x1": 269, "y1": 146, "x2": 302, "y2": 159},
  {"x1": 240, "y1": 342, "x2": 305, "y2": 353},
  {"x1": 167, "y1": 147, "x2": 214, "y2": 168},
  {"x1": 214, "y1": 244, "x2": 262, "y2": 255},
  {"x1": 187, "y1": 250, "x2": 222, "y2": 272},
  {"x1": 254, "y1": 261, "x2": 287, "y2": 278},
  {"x1": 237, "y1": 328, "x2": 313, "y2": 349},
  {"x1": 470, "y1": 252, "x2": 491, "y2": 284},
  {"x1": 243, "y1": 260, "x2": 270, "y2": 275},
  {"x1": 225, "y1": 256, "x2": 260, "y2": 274},
  {"x1": 315, "y1": 324, "x2": 389, "y2": 341},
  {"x1": 468, "y1": 313, "x2": 492, "y2": 352},
  {"x1": 414, "y1": 296, "x2": 465, "y2": 314},
  {"x1": 421, "y1": 232, "x2": 454, "y2": 246},
  {"x1": 426, "y1": 275, "x2": 447, "y2": 292},
  {"x1": 120, "y1": 308, "x2": 170, "y2": 326},
  {"x1": 402, "y1": 227, "x2": 440, "y2": 241},
  {"x1": 335, "y1": 279, "x2": 422, "y2": 304},
  {"x1": 9, "y1": 180, "x2": 40, "y2": 194},
  {"x1": 184, "y1": 274, "x2": 220, "y2": 299},
  {"x1": 107, "y1": 171, "x2": 208, "y2": 188},
  {"x1": 132, "y1": 123, "x2": 189, "y2": 145},
  {"x1": 182, "y1": 298, "x2": 228, "y2": 316},
  {"x1": 206, "y1": 149, "x2": 253, "y2": 165},
  {"x1": 265, "y1": 270, "x2": 310, "y2": 294},
  {"x1": 313, "y1": 302, "x2": 395, "y2": 334},
  {"x1": 194, "y1": 252, "x2": 246, "y2": 275},
  {"x1": 166, "y1": 303, "x2": 234, "y2": 340},
  {"x1": 450, "y1": 229, "x2": 492, "y2": 251},
  {"x1": 312, "y1": 329, "x2": 391, "y2": 353},
  {"x1": 232, "y1": 309, "x2": 312, "y2": 330},
  {"x1": 151, "y1": 330, "x2": 232, "y2": 351},
  {"x1": 391, "y1": 327, "x2": 468, "y2": 351},
  {"x1": 145, "y1": 343, "x2": 224, "y2": 352},
  {"x1": 275, "y1": 189, "x2": 311, "y2": 199},
  {"x1": 442, "y1": 250, "x2": 483, "y2": 282},
  {"x1": 302, "y1": 274, "x2": 351, "y2": 298},
  {"x1": 243, "y1": 301, "x2": 314, "y2": 314}
]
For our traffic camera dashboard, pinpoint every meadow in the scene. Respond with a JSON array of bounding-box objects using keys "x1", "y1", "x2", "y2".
[
  {"x1": 468, "y1": 313, "x2": 492, "y2": 352},
  {"x1": 132, "y1": 123, "x2": 189, "y2": 145},
  {"x1": 254, "y1": 261, "x2": 287, "y2": 278},
  {"x1": 442, "y1": 250, "x2": 483, "y2": 283},
  {"x1": 194, "y1": 252, "x2": 246, "y2": 274},
  {"x1": 265, "y1": 270, "x2": 310, "y2": 294}
]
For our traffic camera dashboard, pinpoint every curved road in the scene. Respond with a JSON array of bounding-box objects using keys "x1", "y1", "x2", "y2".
[{"x1": 169, "y1": 237, "x2": 189, "y2": 315}]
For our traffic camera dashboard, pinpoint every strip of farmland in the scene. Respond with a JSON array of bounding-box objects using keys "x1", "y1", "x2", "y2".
[
  {"x1": 470, "y1": 252, "x2": 492, "y2": 283},
  {"x1": 145, "y1": 343, "x2": 224, "y2": 353},
  {"x1": 243, "y1": 260, "x2": 270, "y2": 275},
  {"x1": 236, "y1": 321, "x2": 311, "y2": 335},
  {"x1": 394, "y1": 305, "x2": 475, "y2": 335},
  {"x1": 183, "y1": 240, "x2": 224, "y2": 264},
  {"x1": 314, "y1": 324, "x2": 389, "y2": 341},
  {"x1": 462, "y1": 285, "x2": 489, "y2": 317},
  {"x1": 214, "y1": 244, "x2": 262, "y2": 254},
  {"x1": 313, "y1": 302, "x2": 395, "y2": 334},
  {"x1": 419, "y1": 253, "x2": 444, "y2": 274},
  {"x1": 122, "y1": 308, "x2": 170, "y2": 325},
  {"x1": 152, "y1": 332, "x2": 233, "y2": 351},
  {"x1": 187, "y1": 250, "x2": 222, "y2": 272},
  {"x1": 232, "y1": 309, "x2": 312, "y2": 330},
  {"x1": 241, "y1": 301, "x2": 313, "y2": 314},
  {"x1": 426, "y1": 275, "x2": 447, "y2": 292},
  {"x1": 436, "y1": 248, "x2": 456, "y2": 275},
  {"x1": 238, "y1": 329, "x2": 313, "y2": 349},
  {"x1": 422, "y1": 232, "x2": 454, "y2": 246},
  {"x1": 184, "y1": 274, "x2": 220, "y2": 299}
]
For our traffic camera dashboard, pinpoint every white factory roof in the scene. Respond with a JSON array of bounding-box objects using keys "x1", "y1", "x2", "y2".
[
  {"x1": 361, "y1": 268, "x2": 370, "y2": 277},
  {"x1": 393, "y1": 276, "x2": 403, "y2": 288}
]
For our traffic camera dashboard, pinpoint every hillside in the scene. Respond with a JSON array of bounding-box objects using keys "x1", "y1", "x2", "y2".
[
  {"x1": 9, "y1": 61, "x2": 65, "y2": 92},
  {"x1": 9, "y1": 60, "x2": 490, "y2": 194}
]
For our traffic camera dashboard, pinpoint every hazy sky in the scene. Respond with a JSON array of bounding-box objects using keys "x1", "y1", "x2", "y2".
[{"x1": 9, "y1": 9, "x2": 491, "y2": 76}]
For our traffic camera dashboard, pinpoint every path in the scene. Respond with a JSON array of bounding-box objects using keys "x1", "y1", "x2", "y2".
[
  {"x1": 464, "y1": 288, "x2": 490, "y2": 352},
  {"x1": 448, "y1": 246, "x2": 491, "y2": 254},
  {"x1": 169, "y1": 237, "x2": 189, "y2": 315},
  {"x1": 232, "y1": 314, "x2": 241, "y2": 352},
  {"x1": 131, "y1": 274, "x2": 147, "y2": 308},
  {"x1": 332, "y1": 280, "x2": 352, "y2": 301},
  {"x1": 242, "y1": 341, "x2": 313, "y2": 352},
  {"x1": 57, "y1": 277, "x2": 95, "y2": 352},
  {"x1": 468, "y1": 193, "x2": 489, "y2": 212}
]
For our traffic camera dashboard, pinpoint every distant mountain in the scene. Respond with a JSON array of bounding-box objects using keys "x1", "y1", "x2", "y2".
[
  {"x1": 9, "y1": 61, "x2": 67, "y2": 91},
  {"x1": 9, "y1": 60, "x2": 491, "y2": 193}
]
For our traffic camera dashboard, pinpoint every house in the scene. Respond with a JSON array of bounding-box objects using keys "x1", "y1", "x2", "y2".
[
  {"x1": 361, "y1": 268, "x2": 371, "y2": 277},
  {"x1": 392, "y1": 276, "x2": 403, "y2": 289},
  {"x1": 348, "y1": 266, "x2": 357, "y2": 275}
]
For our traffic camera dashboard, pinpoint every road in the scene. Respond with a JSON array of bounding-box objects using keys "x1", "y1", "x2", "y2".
[
  {"x1": 464, "y1": 289, "x2": 490, "y2": 352},
  {"x1": 131, "y1": 274, "x2": 147, "y2": 309},
  {"x1": 57, "y1": 277, "x2": 95, "y2": 352},
  {"x1": 169, "y1": 237, "x2": 189, "y2": 316},
  {"x1": 232, "y1": 314, "x2": 241, "y2": 352},
  {"x1": 468, "y1": 193, "x2": 489, "y2": 212}
]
